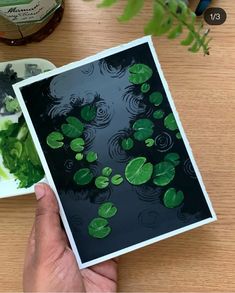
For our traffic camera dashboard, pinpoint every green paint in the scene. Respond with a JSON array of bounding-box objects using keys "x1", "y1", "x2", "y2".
[
  {"x1": 129, "y1": 64, "x2": 153, "y2": 84},
  {"x1": 121, "y1": 137, "x2": 134, "y2": 150},
  {"x1": 164, "y1": 113, "x2": 178, "y2": 131},
  {"x1": 153, "y1": 161, "x2": 175, "y2": 186},
  {"x1": 164, "y1": 153, "x2": 180, "y2": 167},
  {"x1": 98, "y1": 202, "x2": 117, "y2": 218},
  {"x1": 111, "y1": 174, "x2": 124, "y2": 185},
  {"x1": 46, "y1": 132, "x2": 64, "y2": 149},
  {"x1": 125, "y1": 157, "x2": 153, "y2": 185},
  {"x1": 86, "y1": 151, "x2": 98, "y2": 163},
  {"x1": 145, "y1": 138, "x2": 155, "y2": 147},
  {"x1": 70, "y1": 138, "x2": 85, "y2": 152},
  {"x1": 149, "y1": 92, "x2": 163, "y2": 106},
  {"x1": 133, "y1": 119, "x2": 154, "y2": 141},
  {"x1": 80, "y1": 105, "x2": 97, "y2": 122},
  {"x1": 176, "y1": 132, "x2": 182, "y2": 139},
  {"x1": 163, "y1": 188, "x2": 184, "y2": 208},
  {"x1": 75, "y1": 153, "x2": 83, "y2": 161},
  {"x1": 88, "y1": 218, "x2": 111, "y2": 238},
  {"x1": 73, "y1": 168, "x2": 93, "y2": 186},
  {"x1": 61, "y1": 116, "x2": 84, "y2": 138},
  {"x1": 141, "y1": 83, "x2": 150, "y2": 93},
  {"x1": 102, "y1": 167, "x2": 112, "y2": 177},
  {"x1": 153, "y1": 109, "x2": 164, "y2": 119},
  {"x1": 95, "y1": 176, "x2": 109, "y2": 189},
  {"x1": 0, "y1": 165, "x2": 8, "y2": 180}
]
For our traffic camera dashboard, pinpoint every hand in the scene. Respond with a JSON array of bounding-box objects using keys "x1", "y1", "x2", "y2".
[{"x1": 23, "y1": 183, "x2": 118, "y2": 292}]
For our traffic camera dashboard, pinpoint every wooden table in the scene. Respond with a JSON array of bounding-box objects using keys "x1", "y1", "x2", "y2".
[{"x1": 0, "y1": 0, "x2": 234, "y2": 291}]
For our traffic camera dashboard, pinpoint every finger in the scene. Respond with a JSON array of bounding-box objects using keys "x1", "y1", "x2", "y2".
[
  {"x1": 89, "y1": 259, "x2": 118, "y2": 283},
  {"x1": 24, "y1": 222, "x2": 36, "y2": 269},
  {"x1": 34, "y1": 183, "x2": 66, "y2": 253}
]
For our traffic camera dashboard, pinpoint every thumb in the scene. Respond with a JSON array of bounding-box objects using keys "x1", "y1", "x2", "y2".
[{"x1": 34, "y1": 183, "x2": 65, "y2": 254}]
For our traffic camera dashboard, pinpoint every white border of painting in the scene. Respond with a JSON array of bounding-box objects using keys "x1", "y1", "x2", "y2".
[{"x1": 13, "y1": 36, "x2": 217, "y2": 269}]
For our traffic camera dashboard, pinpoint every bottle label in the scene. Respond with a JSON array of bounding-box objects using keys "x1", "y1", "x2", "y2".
[{"x1": 0, "y1": 0, "x2": 61, "y2": 24}]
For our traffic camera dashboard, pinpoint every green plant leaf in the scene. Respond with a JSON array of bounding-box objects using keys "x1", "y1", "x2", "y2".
[
  {"x1": 46, "y1": 132, "x2": 64, "y2": 149},
  {"x1": 61, "y1": 116, "x2": 84, "y2": 138},
  {"x1": 95, "y1": 176, "x2": 109, "y2": 189},
  {"x1": 70, "y1": 138, "x2": 85, "y2": 152},
  {"x1": 125, "y1": 157, "x2": 153, "y2": 185},
  {"x1": 153, "y1": 161, "x2": 175, "y2": 186},
  {"x1": 164, "y1": 152, "x2": 180, "y2": 166},
  {"x1": 73, "y1": 168, "x2": 93, "y2": 186},
  {"x1": 188, "y1": 40, "x2": 201, "y2": 53},
  {"x1": 98, "y1": 202, "x2": 117, "y2": 218},
  {"x1": 168, "y1": 23, "x2": 183, "y2": 39},
  {"x1": 111, "y1": 174, "x2": 124, "y2": 185},
  {"x1": 133, "y1": 119, "x2": 154, "y2": 141},
  {"x1": 157, "y1": 15, "x2": 174, "y2": 36},
  {"x1": 145, "y1": 138, "x2": 155, "y2": 147},
  {"x1": 121, "y1": 137, "x2": 134, "y2": 150},
  {"x1": 80, "y1": 105, "x2": 97, "y2": 122},
  {"x1": 97, "y1": 0, "x2": 117, "y2": 8},
  {"x1": 141, "y1": 83, "x2": 150, "y2": 93},
  {"x1": 102, "y1": 167, "x2": 112, "y2": 177},
  {"x1": 129, "y1": 64, "x2": 153, "y2": 84},
  {"x1": 149, "y1": 92, "x2": 163, "y2": 106},
  {"x1": 164, "y1": 113, "x2": 178, "y2": 131},
  {"x1": 153, "y1": 109, "x2": 165, "y2": 119},
  {"x1": 144, "y1": 2, "x2": 165, "y2": 35},
  {"x1": 176, "y1": 132, "x2": 182, "y2": 139},
  {"x1": 181, "y1": 31, "x2": 194, "y2": 46},
  {"x1": 75, "y1": 153, "x2": 83, "y2": 161},
  {"x1": 88, "y1": 218, "x2": 111, "y2": 238},
  {"x1": 163, "y1": 188, "x2": 184, "y2": 208},
  {"x1": 118, "y1": 0, "x2": 144, "y2": 22},
  {"x1": 86, "y1": 151, "x2": 98, "y2": 163}
]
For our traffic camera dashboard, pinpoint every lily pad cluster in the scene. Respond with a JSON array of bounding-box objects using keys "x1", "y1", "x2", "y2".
[
  {"x1": 95, "y1": 166, "x2": 124, "y2": 189},
  {"x1": 88, "y1": 202, "x2": 118, "y2": 238}
]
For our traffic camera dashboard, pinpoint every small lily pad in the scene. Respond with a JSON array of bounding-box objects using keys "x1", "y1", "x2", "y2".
[
  {"x1": 75, "y1": 153, "x2": 83, "y2": 161},
  {"x1": 81, "y1": 105, "x2": 97, "y2": 122},
  {"x1": 141, "y1": 83, "x2": 150, "y2": 93},
  {"x1": 153, "y1": 109, "x2": 165, "y2": 119},
  {"x1": 121, "y1": 137, "x2": 134, "y2": 150},
  {"x1": 129, "y1": 64, "x2": 153, "y2": 84},
  {"x1": 163, "y1": 188, "x2": 184, "y2": 208},
  {"x1": 61, "y1": 116, "x2": 84, "y2": 138},
  {"x1": 153, "y1": 161, "x2": 175, "y2": 186},
  {"x1": 86, "y1": 151, "x2": 98, "y2": 163},
  {"x1": 73, "y1": 168, "x2": 93, "y2": 186},
  {"x1": 88, "y1": 218, "x2": 111, "y2": 239},
  {"x1": 125, "y1": 157, "x2": 153, "y2": 185},
  {"x1": 149, "y1": 92, "x2": 163, "y2": 106},
  {"x1": 70, "y1": 138, "x2": 85, "y2": 152},
  {"x1": 46, "y1": 132, "x2": 64, "y2": 149},
  {"x1": 164, "y1": 153, "x2": 180, "y2": 166},
  {"x1": 111, "y1": 174, "x2": 124, "y2": 185},
  {"x1": 98, "y1": 202, "x2": 117, "y2": 218},
  {"x1": 164, "y1": 113, "x2": 178, "y2": 131},
  {"x1": 102, "y1": 167, "x2": 112, "y2": 177},
  {"x1": 133, "y1": 119, "x2": 154, "y2": 141},
  {"x1": 145, "y1": 138, "x2": 155, "y2": 147},
  {"x1": 176, "y1": 132, "x2": 182, "y2": 139},
  {"x1": 95, "y1": 176, "x2": 109, "y2": 189}
]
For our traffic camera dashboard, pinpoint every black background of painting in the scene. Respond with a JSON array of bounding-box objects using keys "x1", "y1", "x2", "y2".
[{"x1": 20, "y1": 43, "x2": 212, "y2": 263}]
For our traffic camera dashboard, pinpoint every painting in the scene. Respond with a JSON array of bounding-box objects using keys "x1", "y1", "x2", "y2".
[{"x1": 14, "y1": 37, "x2": 216, "y2": 268}]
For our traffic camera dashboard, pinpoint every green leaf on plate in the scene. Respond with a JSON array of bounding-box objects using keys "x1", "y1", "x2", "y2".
[
  {"x1": 111, "y1": 174, "x2": 124, "y2": 185},
  {"x1": 95, "y1": 176, "x2": 109, "y2": 189},
  {"x1": 164, "y1": 113, "x2": 178, "y2": 131},
  {"x1": 163, "y1": 188, "x2": 184, "y2": 208},
  {"x1": 125, "y1": 157, "x2": 153, "y2": 185},
  {"x1": 88, "y1": 218, "x2": 111, "y2": 238},
  {"x1": 153, "y1": 161, "x2": 175, "y2": 186},
  {"x1": 149, "y1": 92, "x2": 163, "y2": 106},
  {"x1": 46, "y1": 132, "x2": 64, "y2": 149},
  {"x1": 73, "y1": 168, "x2": 93, "y2": 186},
  {"x1": 164, "y1": 153, "x2": 180, "y2": 167},
  {"x1": 129, "y1": 64, "x2": 153, "y2": 84},
  {"x1": 80, "y1": 105, "x2": 97, "y2": 122},
  {"x1": 98, "y1": 202, "x2": 117, "y2": 218},
  {"x1": 61, "y1": 116, "x2": 84, "y2": 138},
  {"x1": 70, "y1": 138, "x2": 85, "y2": 152},
  {"x1": 133, "y1": 119, "x2": 154, "y2": 141},
  {"x1": 121, "y1": 137, "x2": 134, "y2": 150}
]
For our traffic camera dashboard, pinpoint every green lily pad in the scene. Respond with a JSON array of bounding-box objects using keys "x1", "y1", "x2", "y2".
[
  {"x1": 121, "y1": 137, "x2": 134, "y2": 150},
  {"x1": 46, "y1": 132, "x2": 64, "y2": 149},
  {"x1": 163, "y1": 188, "x2": 184, "y2": 208},
  {"x1": 153, "y1": 109, "x2": 165, "y2": 119},
  {"x1": 102, "y1": 167, "x2": 112, "y2": 177},
  {"x1": 164, "y1": 153, "x2": 180, "y2": 167},
  {"x1": 61, "y1": 116, "x2": 84, "y2": 138},
  {"x1": 125, "y1": 157, "x2": 153, "y2": 185},
  {"x1": 164, "y1": 113, "x2": 178, "y2": 131},
  {"x1": 70, "y1": 138, "x2": 85, "y2": 152},
  {"x1": 145, "y1": 138, "x2": 155, "y2": 147},
  {"x1": 95, "y1": 176, "x2": 109, "y2": 189},
  {"x1": 133, "y1": 119, "x2": 154, "y2": 141},
  {"x1": 176, "y1": 132, "x2": 182, "y2": 139},
  {"x1": 149, "y1": 92, "x2": 163, "y2": 106},
  {"x1": 73, "y1": 168, "x2": 93, "y2": 186},
  {"x1": 153, "y1": 161, "x2": 175, "y2": 186},
  {"x1": 129, "y1": 64, "x2": 153, "y2": 84},
  {"x1": 86, "y1": 151, "x2": 98, "y2": 163},
  {"x1": 111, "y1": 174, "x2": 124, "y2": 185},
  {"x1": 75, "y1": 153, "x2": 83, "y2": 161},
  {"x1": 141, "y1": 83, "x2": 150, "y2": 93},
  {"x1": 81, "y1": 105, "x2": 97, "y2": 122},
  {"x1": 98, "y1": 202, "x2": 117, "y2": 218},
  {"x1": 88, "y1": 218, "x2": 111, "y2": 239}
]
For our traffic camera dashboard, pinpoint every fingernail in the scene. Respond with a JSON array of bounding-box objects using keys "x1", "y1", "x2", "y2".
[{"x1": 35, "y1": 184, "x2": 45, "y2": 200}]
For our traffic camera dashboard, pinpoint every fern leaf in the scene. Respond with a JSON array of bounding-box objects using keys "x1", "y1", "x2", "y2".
[
  {"x1": 144, "y1": 2, "x2": 165, "y2": 35},
  {"x1": 188, "y1": 40, "x2": 200, "y2": 53},
  {"x1": 118, "y1": 0, "x2": 144, "y2": 22},
  {"x1": 168, "y1": 23, "x2": 183, "y2": 39},
  {"x1": 97, "y1": 0, "x2": 117, "y2": 8},
  {"x1": 181, "y1": 31, "x2": 194, "y2": 46},
  {"x1": 157, "y1": 16, "x2": 174, "y2": 35}
]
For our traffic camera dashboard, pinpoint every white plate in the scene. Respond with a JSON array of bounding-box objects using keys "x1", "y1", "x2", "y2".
[{"x1": 0, "y1": 59, "x2": 56, "y2": 199}]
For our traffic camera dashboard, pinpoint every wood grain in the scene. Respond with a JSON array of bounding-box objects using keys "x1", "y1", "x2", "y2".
[{"x1": 0, "y1": 0, "x2": 235, "y2": 291}]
